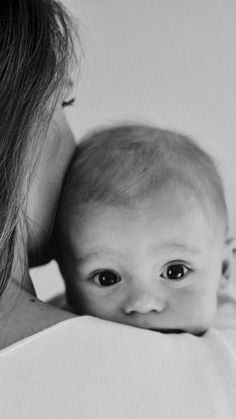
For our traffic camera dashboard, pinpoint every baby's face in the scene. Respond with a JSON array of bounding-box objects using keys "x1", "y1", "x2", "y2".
[{"x1": 66, "y1": 187, "x2": 227, "y2": 334}]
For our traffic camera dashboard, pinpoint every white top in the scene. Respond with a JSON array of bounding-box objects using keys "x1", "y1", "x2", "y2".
[{"x1": 1, "y1": 316, "x2": 236, "y2": 419}]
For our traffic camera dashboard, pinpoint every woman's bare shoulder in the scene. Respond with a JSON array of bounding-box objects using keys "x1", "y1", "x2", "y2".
[{"x1": 0, "y1": 281, "x2": 76, "y2": 350}]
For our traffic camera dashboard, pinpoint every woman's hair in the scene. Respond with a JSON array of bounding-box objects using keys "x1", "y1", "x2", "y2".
[
  {"x1": 0, "y1": 0, "x2": 78, "y2": 295},
  {"x1": 57, "y1": 123, "x2": 228, "y2": 240}
]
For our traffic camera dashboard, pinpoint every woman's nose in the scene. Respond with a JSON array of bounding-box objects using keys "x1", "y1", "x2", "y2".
[{"x1": 124, "y1": 288, "x2": 166, "y2": 315}]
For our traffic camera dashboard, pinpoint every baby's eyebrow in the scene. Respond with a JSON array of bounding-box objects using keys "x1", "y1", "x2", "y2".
[
  {"x1": 75, "y1": 248, "x2": 123, "y2": 263},
  {"x1": 75, "y1": 253, "x2": 99, "y2": 263},
  {"x1": 150, "y1": 243, "x2": 202, "y2": 255}
]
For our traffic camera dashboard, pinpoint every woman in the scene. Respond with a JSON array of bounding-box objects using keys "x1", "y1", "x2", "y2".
[
  {"x1": 0, "y1": 0, "x2": 77, "y2": 348},
  {"x1": 1, "y1": 1, "x2": 236, "y2": 418}
]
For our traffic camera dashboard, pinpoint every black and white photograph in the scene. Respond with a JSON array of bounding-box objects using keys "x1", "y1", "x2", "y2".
[{"x1": 1, "y1": 1, "x2": 236, "y2": 418}]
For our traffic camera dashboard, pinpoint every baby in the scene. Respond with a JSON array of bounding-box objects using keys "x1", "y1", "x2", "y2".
[{"x1": 55, "y1": 124, "x2": 236, "y2": 335}]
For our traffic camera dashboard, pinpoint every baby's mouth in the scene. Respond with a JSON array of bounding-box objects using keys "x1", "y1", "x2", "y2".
[{"x1": 148, "y1": 328, "x2": 184, "y2": 334}]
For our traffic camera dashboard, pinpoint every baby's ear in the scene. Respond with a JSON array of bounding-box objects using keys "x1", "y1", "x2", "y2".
[{"x1": 220, "y1": 237, "x2": 236, "y2": 286}]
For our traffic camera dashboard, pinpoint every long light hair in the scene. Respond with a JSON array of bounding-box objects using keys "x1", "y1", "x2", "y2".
[{"x1": 0, "y1": 0, "x2": 78, "y2": 295}]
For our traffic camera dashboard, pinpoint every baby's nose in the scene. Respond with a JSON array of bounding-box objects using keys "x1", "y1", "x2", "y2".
[{"x1": 124, "y1": 288, "x2": 166, "y2": 315}]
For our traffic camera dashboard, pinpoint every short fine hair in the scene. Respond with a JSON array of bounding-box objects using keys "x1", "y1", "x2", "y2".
[{"x1": 57, "y1": 124, "x2": 228, "y2": 237}]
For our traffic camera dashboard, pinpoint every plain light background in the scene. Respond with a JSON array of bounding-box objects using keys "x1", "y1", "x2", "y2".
[{"x1": 31, "y1": 0, "x2": 236, "y2": 300}]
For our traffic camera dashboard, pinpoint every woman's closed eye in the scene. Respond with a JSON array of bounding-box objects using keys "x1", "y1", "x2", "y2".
[
  {"x1": 91, "y1": 270, "x2": 122, "y2": 287},
  {"x1": 161, "y1": 262, "x2": 192, "y2": 283},
  {"x1": 62, "y1": 97, "x2": 75, "y2": 107}
]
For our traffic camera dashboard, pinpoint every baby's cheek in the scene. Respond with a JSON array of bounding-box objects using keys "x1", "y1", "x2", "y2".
[
  {"x1": 72, "y1": 283, "x2": 133, "y2": 322},
  {"x1": 89, "y1": 294, "x2": 121, "y2": 320},
  {"x1": 68, "y1": 282, "x2": 94, "y2": 315},
  {"x1": 191, "y1": 293, "x2": 218, "y2": 330}
]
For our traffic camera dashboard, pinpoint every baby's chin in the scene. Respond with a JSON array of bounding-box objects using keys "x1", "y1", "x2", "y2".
[
  {"x1": 148, "y1": 327, "x2": 207, "y2": 336},
  {"x1": 146, "y1": 320, "x2": 211, "y2": 335},
  {"x1": 111, "y1": 318, "x2": 209, "y2": 336},
  {"x1": 120, "y1": 317, "x2": 210, "y2": 336},
  {"x1": 120, "y1": 320, "x2": 210, "y2": 336}
]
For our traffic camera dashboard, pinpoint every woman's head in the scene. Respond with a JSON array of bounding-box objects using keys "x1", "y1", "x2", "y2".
[{"x1": 0, "y1": 0, "x2": 78, "y2": 295}]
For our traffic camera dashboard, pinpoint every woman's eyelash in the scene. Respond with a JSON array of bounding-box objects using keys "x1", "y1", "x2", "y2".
[{"x1": 62, "y1": 97, "x2": 75, "y2": 108}]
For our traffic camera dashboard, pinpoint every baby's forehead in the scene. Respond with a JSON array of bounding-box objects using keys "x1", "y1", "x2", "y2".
[
  {"x1": 69, "y1": 176, "x2": 221, "y2": 217},
  {"x1": 61, "y1": 162, "x2": 227, "y2": 250},
  {"x1": 67, "y1": 185, "x2": 225, "y2": 245}
]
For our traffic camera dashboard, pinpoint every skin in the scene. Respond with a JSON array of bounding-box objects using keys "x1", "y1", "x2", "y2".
[
  {"x1": 27, "y1": 105, "x2": 76, "y2": 266},
  {"x1": 63, "y1": 186, "x2": 235, "y2": 335}
]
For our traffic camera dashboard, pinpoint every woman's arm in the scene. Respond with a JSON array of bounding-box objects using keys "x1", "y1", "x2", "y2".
[{"x1": 26, "y1": 106, "x2": 76, "y2": 266}]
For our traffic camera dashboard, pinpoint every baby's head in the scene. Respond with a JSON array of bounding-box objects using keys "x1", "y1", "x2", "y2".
[{"x1": 55, "y1": 124, "x2": 235, "y2": 335}]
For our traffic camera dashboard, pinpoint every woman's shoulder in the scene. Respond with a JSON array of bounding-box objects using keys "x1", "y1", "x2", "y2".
[
  {"x1": 0, "y1": 283, "x2": 76, "y2": 350},
  {"x1": 1, "y1": 314, "x2": 236, "y2": 418}
]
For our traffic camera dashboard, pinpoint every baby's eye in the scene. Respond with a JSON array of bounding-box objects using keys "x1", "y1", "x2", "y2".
[
  {"x1": 161, "y1": 264, "x2": 190, "y2": 281},
  {"x1": 93, "y1": 270, "x2": 121, "y2": 287}
]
